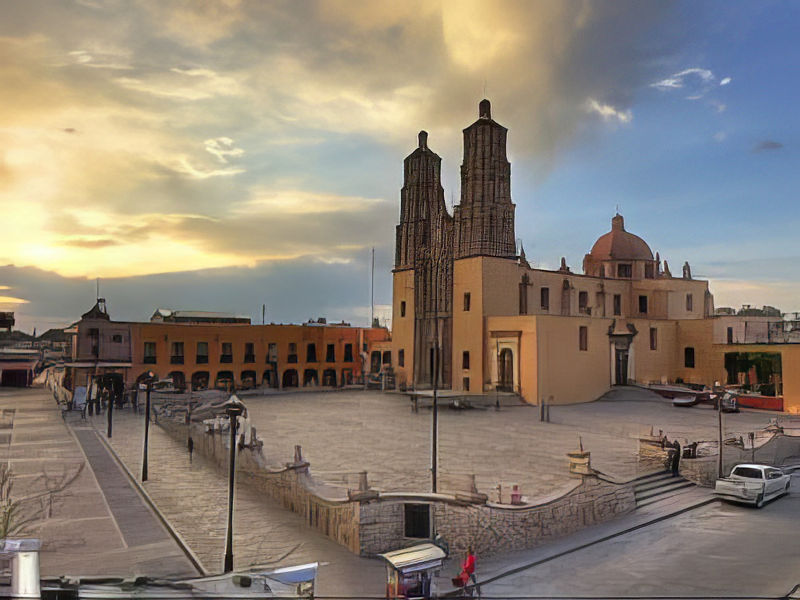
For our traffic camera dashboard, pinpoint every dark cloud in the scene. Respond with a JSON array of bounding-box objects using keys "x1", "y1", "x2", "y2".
[
  {"x1": 753, "y1": 140, "x2": 783, "y2": 152},
  {"x1": 0, "y1": 254, "x2": 393, "y2": 333}
]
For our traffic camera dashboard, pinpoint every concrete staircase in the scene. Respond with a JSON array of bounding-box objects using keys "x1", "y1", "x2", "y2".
[{"x1": 633, "y1": 470, "x2": 695, "y2": 508}]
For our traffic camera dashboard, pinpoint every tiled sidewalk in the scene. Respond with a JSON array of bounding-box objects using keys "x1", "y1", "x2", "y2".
[{"x1": 0, "y1": 388, "x2": 197, "y2": 578}]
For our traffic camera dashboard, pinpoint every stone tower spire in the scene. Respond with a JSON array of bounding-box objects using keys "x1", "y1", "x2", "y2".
[
  {"x1": 453, "y1": 99, "x2": 516, "y2": 259},
  {"x1": 395, "y1": 131, "x2": 452, "y2": 269}
]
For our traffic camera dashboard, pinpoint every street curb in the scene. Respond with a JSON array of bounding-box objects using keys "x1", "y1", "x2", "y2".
[
  {"x1": 89, "y1": 421, "x2": 209, "y2": 577},
  {"x1": 445, "y1": 494, "x2": 719, "y2": 595}
]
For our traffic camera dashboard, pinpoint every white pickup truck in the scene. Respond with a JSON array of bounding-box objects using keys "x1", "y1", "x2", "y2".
[{"x1": 714, "y1": 464, "x2": 791, "y2": 508}]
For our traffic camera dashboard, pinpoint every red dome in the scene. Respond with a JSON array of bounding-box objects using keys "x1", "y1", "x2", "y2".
[{"x1": 589, "y1": 215, "x2": 653, "y2": 261}]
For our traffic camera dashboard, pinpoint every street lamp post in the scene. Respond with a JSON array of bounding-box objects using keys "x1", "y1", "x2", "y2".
[
  {"x1": 107, "y1": 381, "x2": 113, "y2": 438},
  {"x1": 141, "y1": 372, "x2": 155, "y2": 482},
  {"x1": 425, "y1": 250, "x2": 447, "y2": 495},
  {"x1": 222, "y1": 395, "x2": 246, "y2": 573}
]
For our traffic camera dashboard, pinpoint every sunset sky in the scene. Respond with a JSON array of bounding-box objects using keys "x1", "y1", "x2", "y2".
[{"x1": 1, "y1": 0, "x2": 798, "y2": 332}]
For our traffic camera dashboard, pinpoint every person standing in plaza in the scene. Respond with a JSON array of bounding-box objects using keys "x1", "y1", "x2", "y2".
[
  {"x1": 187, "y1": 435, "x2": 194, "y2": 463},
  {"x1": 672, "y1": 440, "x2": 682, "y2": 477}
]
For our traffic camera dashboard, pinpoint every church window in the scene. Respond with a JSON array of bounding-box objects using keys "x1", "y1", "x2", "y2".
[
  {"x1": 398, "y1": 349, "x2": 405, "y2": 367},
  {"x1": 463, "y1": 292, "x2": 471, "y2": 311},
  {"x1": 650, "y1": 328, "x2": 658, "y2": 351},
  {"x1": 686, "y1": 293, "x2": 693, "y2": 312},
  {"x1": 613, "y1": 294, "x2": 622, "y2": 316},
  {"x1": 578, "y1": 291, "x2": 588, "y2": 313},
  {"x1": 540, "y1": 288, "x2": 550, "y2": 311},
  {"x1": 579, "y1": 326, "x2": 588, "y2": 351},
  {"x1": 645, "y1": 263, "x2": 655, "y2": 279},
  {"x1": 400, "y1": 301, "x2": 406, "y2": 317},
  {"x1": 462, "y1": 351, "x2": 470, "y2": 369},
  {"x1": 638, "y1": 295, "x2": 648, "y2": 315},
  {"x1": 617, "y1": 264, "x2": 632, "y2": 278},
  {"x1": 685, "y1": 347, "x2": 695, "y2": 368}
]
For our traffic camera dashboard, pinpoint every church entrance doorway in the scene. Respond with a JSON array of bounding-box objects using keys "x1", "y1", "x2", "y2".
[
  {"x1": 498, "y1": 348, "x2": 514, "y2": 392},
  {"x1": 615, "y1": 349, "x2": 629, "y2": 386}
]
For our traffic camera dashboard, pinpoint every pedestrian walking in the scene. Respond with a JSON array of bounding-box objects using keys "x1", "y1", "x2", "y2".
[
  {"x1": 187, "y1": 435, "x2": 194, "y2": 463},
  {"x1": 672, "y1": 440, "x2": 682, "y2": 477},
  {"x1": 464, "y1": 546, "x2": 477, "y2": 587}
]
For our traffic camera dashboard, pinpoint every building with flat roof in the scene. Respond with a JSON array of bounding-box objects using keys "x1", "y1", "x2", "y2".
[{"x1": 65, "y1": 301, "x2": 390, "y2": 393}]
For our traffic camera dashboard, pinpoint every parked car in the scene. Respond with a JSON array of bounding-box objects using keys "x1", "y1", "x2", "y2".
[{"x1": 714, "y1": 464, "x2": 790, "y2": 508}]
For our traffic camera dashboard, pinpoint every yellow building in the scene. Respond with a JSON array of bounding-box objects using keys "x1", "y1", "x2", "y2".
[{"x1": 392, "y1": 100, "x2": 798, "y2": 412}]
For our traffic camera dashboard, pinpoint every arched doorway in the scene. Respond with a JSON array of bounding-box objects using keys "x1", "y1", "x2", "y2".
[
  {"x1": 282, "y1": 369, "x2": 298, "y2": 388},
  {"x1": 498, "y1": 348, "x2": 513, "y2": 392},
  {"x1": 303, "y1": 369, "x2": 319, "y2": 387},
  {"x1": 241, "y1": 370, "x2": 257, "y2": 389},
  {"x1": 167, "y1": 371, "x2": 186, "y2": 391},
  {"x1": 215, "y1": 370, "x2": 234, "y2": 390},
  {"x1": 262, "y1": 369, "x2": 277, "y2": 388},
  {"x1": 322, "y1": 368, "x2": 337, "y2": 387},
  {"x1": 191, "y1": 371, "x2": 209, "y2": 391},
  {"x1": 341, "y1": 368, "x2": 353, "y2": 386}
]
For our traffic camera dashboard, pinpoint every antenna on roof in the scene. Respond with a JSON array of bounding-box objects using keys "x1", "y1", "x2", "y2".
[
  {"x1": 615, "y1": 204, "x2": 620, "y2": 215},
  {"x1": 370, "y1": 247, "x2": 375, "y2": 328}
]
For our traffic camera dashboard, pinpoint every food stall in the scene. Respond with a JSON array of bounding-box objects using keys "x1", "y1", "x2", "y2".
[{"x1": 378, "y1": 543, "x2": 447, "y2": 600}]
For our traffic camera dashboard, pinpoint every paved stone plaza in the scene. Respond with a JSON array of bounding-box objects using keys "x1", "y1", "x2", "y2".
[
  {"x1": 240, "y1": 387, "x2": 775, "y2": 501},
  {"x1": 3, "y1": 384, "x2": 785, "y2": 596}
]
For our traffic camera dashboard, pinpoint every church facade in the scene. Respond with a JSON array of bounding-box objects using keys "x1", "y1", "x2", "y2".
[{"x1": 391, "y1": 100, "x2": 800, "y2": 411}]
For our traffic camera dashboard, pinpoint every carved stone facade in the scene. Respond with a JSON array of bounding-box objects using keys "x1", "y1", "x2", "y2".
[
  {"x1": 394, "y1": 101, "x2": 516, "y2": 387},
  {"x1": 395, "y1": 130, "x2": 454, "y2": 386},
  {"x1": 454, "y1": 99, "x2": 516, "y2": 260}
]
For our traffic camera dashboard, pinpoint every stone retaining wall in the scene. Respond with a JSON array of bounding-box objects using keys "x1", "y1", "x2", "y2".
[
  {"x1": 359, "y1": 476, "x2": 635, "y2": 556},
  {"x1": 157, "y1": 408, "x2": 636, "y2": 558},
  {"x1": 159, "y1": 419, "x2": 361, "y2": 554}
]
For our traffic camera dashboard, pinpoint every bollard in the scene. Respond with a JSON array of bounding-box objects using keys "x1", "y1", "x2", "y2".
[{"x1": 3, "y1": 539, "x2": 42, "y2": 599}]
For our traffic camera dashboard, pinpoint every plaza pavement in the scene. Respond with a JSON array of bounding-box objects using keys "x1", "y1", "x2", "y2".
[
  {"x1": 5, "y1": 384, "x2": 786, "y2": 596},
  {"x1": 0, "y1": 387, "x2": 197, "y2": 578},
  {"x1": 240, "y1": 386, "x2": 776, "y2": 501}
]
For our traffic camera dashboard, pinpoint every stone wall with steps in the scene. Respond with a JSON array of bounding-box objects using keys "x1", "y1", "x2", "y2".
[{"x1": 157, "y1": 407, "x2": 637, "y2": 558}]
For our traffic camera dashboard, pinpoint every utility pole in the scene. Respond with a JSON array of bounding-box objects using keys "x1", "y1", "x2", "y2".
[
  {"x1": 431, "y1": 252, "x2": 440, "y2": 494},
  {"x1": 370, "y1": 247, "x2": 375, "y2": 327}
]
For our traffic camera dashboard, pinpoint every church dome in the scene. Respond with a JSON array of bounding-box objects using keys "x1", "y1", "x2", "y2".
[{"x1": 589, "y1": 214, "x2": 653, "y2": 261}]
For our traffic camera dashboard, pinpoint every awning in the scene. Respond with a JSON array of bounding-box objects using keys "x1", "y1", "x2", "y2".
[
  {"x1": 263, "y1": 562, "x2": 318, "y2": 584},
  {"x1": 378, "y1": 543, "x2": 446, "y2": 574}
]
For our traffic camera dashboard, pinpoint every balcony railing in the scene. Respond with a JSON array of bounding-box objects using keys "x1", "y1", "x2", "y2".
[
  {"x1": 143, "y1": 356, "x2": 156, "y2": 364},
  {"x1": 170, "y1": 356, "x2": 184, "y2": 365},
  {"x1": 196, "y1": 355, "x2": 209, "y2": 364},
  {"x1": 220, "y1": 354, "x2": 233, "y2": 363},
  {"x1": 244, "y1": 354, "x2": 256, "y2": 363}
]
